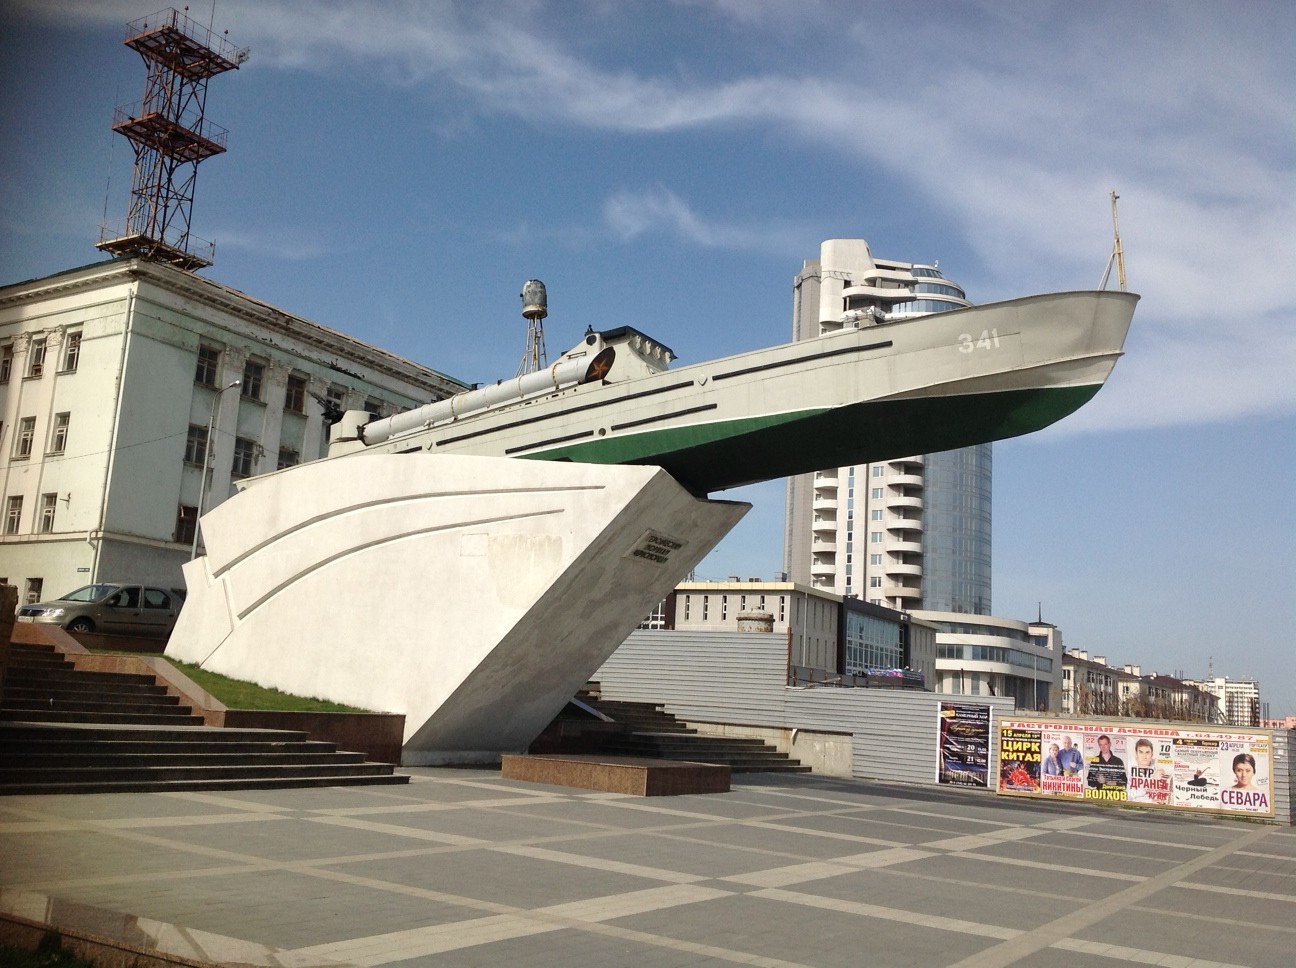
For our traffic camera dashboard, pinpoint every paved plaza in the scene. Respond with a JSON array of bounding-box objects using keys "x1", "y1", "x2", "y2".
[{"x1": 2, "y1": 768, "x2": 1294, "y2": 967}]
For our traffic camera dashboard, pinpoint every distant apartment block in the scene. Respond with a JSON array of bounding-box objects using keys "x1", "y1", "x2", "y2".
[
  {"x1": 783, "y1": 239, "x2": 991, "y2": 614},
  {"x1": 1183, "y1": 675, "x2": 1263, "y2": 727},
  {"x1": 1063, "y1": 651, "x2": 1217, "y2": 723}
]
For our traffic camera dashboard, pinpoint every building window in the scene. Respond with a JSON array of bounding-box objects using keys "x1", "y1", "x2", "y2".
[
  {"x1": 184, "y1": 424, "x2": 208, "y2": 465},
  {"x1": 0, "y1": 344, "x2": 11, "y2": 383},
  {"x1": 24, "y1": 577, "x2": 43, "y2": 605},
  {"x1": 870, "y1": 554, "x2": 882, "y2": 565},
  {"x1": 61, "y1": 331, "x2": 82, "y2": 372},
  {"x1": 702, "y1": 595, "x2": 710, "y2": 621},
  {"x1": 27, "y1": 338, "x2": 46, "y2": 378},
  {"x1": 48, "y1": 413, "x2": 69, "y2": 454},
  {"x1": 721, "y1": 595, "x2": 728, "y2": 621},
  {"x1": 869, "y1": 576, "x2": 883, "y2": 588},
  {"x1": 231, "y1": 437, "x2": 257, "y2": 478},
  {"x1": 683, "y1": 595, "x2": 691, "y2": 621},
  {"x1": 871, "y1": 487, "x2": 883, "y2": 499},
  {"x1": 872, "y1": 466, "x2": 884, "y2": 477},
  {"x1": 195, "y1": 345, "x2": 220, "y2": 387},
  {"x1": 175, "y1": 505, "x2": 198, "y2": 545},
  {"x1": 5, "y1": 496, "x2": 23, "y2": 534},
  {"x1": 39, "y1": 493, "x2": 56, "y2": 533},
  {"x1": 870, "y1": 531, "x2": 882, "y2": 543},
  {"x1": 363, "y1": 397, "x2": 382, "y2": 417},
  {"x1": 870, "y1": 509, "x2": 883, "y2": 521},
  {"x1": 326, "y1": 385, "x2": 346, "y2": 411},
  {"x1": 277, "y1": 446, "x2": 299, "y2": 470},
  {"x1": 241, "y1": 360, "x2": 265, "y2": 401},
  {"x1": 15, "y1": 417, "x2": 35, "y2": 458},
  {"x1": 285, "y1": 374, "x2": 307, "y2": 414}
]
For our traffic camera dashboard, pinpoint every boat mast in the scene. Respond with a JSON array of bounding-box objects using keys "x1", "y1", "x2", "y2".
[{"x1": 1099, "y1": 190, "x2": 1127, "y2": 291}]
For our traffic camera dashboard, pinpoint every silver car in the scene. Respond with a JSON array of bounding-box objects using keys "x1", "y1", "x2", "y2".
[{"x1": 16, "y1": 583, "x2": 185, "y2": 637}]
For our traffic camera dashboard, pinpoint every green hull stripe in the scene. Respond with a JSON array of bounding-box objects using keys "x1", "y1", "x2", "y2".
[{"x1": 524, "y1": 384, "x2": 1102, "y2": 493}]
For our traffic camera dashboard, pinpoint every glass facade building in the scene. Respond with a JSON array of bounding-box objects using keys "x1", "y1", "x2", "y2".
[{"x1": 783, "y1": 239, "x2": 992, "y2": 615}]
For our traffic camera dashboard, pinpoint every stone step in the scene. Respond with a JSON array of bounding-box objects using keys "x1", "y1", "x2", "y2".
[
  {"x1": 0, "y1": 722, "x2": 312, "y2": 743},
  {"x1": 0, "y1": 761, "x2": 402, "y2": 785},
  {"x1": 0, "y1": 709, "x2": 207, "y2": 726},
  {"x1": 2, "y1": 696, "x2": 190, "y2": 716},
  {"x1": 605, "y1": 752, "x2": 811, "y2": 772},
  {"x1": 4, "y1": 667, "x2": 163, "y2": 687},
  {"x1": 3, "y1": 691, "x2": 184, "y2": 711},
  {"x1": 611, "y1": 741, "x2": 782, "y2": 756},
  {"x1": 0, "y1": 750, "x2": 369, "y2": 769},
  {"x1": 5, "y1": 652, "x2": 70, "y2": 668},
  {"x1": 1, "y1": 738, "x2": 341, "y2": 757},
  {"x1": 2, "y1": 678, "x2": 173, "y2": 698},
  {"x1": 0, "y1": 773, "x2": 412, "y2": 796}
]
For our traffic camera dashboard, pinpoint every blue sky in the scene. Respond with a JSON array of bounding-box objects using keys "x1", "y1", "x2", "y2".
[{"x1": 2, "y1": 1, "x2": 1293, "y2": 714}]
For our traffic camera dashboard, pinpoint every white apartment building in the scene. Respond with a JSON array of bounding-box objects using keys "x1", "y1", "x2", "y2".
[
  {"x1": 1183, "y1": 675, "x2": 1262, "y2": 727},
  {"x1": 0, "y1": 257, "x2": 466, "y2": 602},
  {"x1": 783, "y1": 240, "x2": 991, "y2": 614}
]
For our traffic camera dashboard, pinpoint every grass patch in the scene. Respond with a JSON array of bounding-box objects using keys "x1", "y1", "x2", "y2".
[{"x1": 166, "y1": 659, "x2": 370, "y2": 713}]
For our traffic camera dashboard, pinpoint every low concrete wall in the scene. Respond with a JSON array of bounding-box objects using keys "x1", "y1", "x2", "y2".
[
  {"x1": 0, "y1": 585, "x2": 17, "y2": 697},
  {"x1": 688, "y1": 721, "x2": 854, "y2": 778},
  {"x1": 65, "y1": 629, "x2": 169, "y2": 653},
  {"x1": 223, "y1": 710, "x2": 405, "y2": 766}
]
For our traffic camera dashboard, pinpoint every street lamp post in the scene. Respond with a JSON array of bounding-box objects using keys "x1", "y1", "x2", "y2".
[{"x1": 191, "y1": 380, "x2": 241, "y2": 559}]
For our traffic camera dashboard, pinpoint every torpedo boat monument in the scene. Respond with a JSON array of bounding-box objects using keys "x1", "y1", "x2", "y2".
[{"x1": 167, "y1": 275, "x2": 1138, "y2": 763}]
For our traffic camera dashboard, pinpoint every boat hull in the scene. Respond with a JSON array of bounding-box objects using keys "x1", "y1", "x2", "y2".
[{"x1": 354, "y1": 290, "x2": 1136, "y2": 493}]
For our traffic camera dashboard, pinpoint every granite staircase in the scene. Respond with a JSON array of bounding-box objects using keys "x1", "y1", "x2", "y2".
[
  {"x1": 540, "y1": 692, "x2": 811, "y2": 774},
  {"x1": 0, "y1": 640, "x2": 409, "y2": 794}
]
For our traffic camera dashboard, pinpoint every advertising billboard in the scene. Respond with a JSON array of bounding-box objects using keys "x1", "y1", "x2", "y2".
[
  {"x1": 996, "y1": 721, "x2": 1273, "y2": 817},
  {"x1": 937, "y1": 702, "x2": 991, "y2": 787}
]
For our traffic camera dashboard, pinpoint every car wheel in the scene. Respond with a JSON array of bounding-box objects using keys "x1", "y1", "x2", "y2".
[{"x1": 67, "y1": 617, "x2": 95, "y2": 633}]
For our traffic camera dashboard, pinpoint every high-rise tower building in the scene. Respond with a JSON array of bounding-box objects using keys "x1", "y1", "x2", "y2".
[{"x1": 783, "y1": 240, "x2": 991, "y2": 614}]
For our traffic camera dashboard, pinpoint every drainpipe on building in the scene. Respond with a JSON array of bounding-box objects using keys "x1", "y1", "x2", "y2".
[{"x1": 91, "y1": 287, "x2": 135, "y2": 580}]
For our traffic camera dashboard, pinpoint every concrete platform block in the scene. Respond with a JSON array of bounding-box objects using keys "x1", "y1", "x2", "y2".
[{"x1": 502, "y1": 752, "x2": 730, "y2": 796}]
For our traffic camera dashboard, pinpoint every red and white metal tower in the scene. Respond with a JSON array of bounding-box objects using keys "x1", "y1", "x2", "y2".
[{"x1": 97, "y1": 7, "x2": 248, "y2": 271}]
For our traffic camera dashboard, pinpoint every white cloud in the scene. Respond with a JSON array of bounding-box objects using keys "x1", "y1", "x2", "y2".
[
  {"x1": 603, "y1": 186, "x2": 812, "y2": 256},
  {"x1": 18, "y1": 0, "x2": 1293, "y2": 430},
  {"x1": 208, "y1": 227, "x2": 329, "y2": 262}
]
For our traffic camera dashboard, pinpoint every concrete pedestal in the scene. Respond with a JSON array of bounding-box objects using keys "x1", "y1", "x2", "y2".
[{"x1": 167, "y1": 454, "x2": 747, "y2": 763}]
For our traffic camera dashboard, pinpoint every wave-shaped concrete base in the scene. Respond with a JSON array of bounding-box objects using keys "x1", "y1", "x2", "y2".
[{"x1": 167, "y1": 454, "x2": 747, "y2": 764}]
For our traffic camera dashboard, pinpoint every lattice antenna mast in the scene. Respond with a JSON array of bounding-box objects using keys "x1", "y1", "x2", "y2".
[
  {"x1": 517, "y1": 279, "x2": 549, "y2": 376},
  {"x1": 97, "y1": 7, "x2": 248, "y2": 271}
]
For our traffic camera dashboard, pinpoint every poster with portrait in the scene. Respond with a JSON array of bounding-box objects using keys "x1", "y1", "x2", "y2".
[
  {"x1": 937, "y1": 702, "x2": 991, "y2": 787},
  {"x1": 1083, "y1": 732, "x2": 1129, "y2": 799},
  {"x1": 1038, "y1": 728, "x2": 1085, "y2": 797},
  {"x1": 1125, "y1": 734, "x2": 1172, "y2": 805},
  {"x1": 995, "y1": 721, "x2": 1273, "y2": 817},
  {"x1": 1173, "y1": 735, "x2": 1272, "y2": 816}
]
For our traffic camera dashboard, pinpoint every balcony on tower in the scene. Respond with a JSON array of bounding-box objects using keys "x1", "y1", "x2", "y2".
[
  {"x1": 123, "y1": 7, "x2": 249, "y2": 79},
  {"x1": 110, "y1": 104, "x2": 229, "y2": 164}
]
